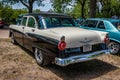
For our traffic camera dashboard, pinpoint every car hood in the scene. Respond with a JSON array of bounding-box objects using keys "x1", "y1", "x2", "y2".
[{"x1": 45, "y1": 27, "x2": 102, "y2": 48}]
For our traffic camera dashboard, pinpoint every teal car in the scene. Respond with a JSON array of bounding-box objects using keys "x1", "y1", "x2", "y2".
[{"x1": 80, "y1": 18, "x2": 120, "y2": 54}]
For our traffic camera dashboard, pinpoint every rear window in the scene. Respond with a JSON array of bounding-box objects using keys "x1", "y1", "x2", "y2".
[{"x1": 43, "y1": 17, "x2": 77, "y2": 28}]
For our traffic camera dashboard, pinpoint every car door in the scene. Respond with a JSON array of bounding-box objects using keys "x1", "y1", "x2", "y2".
[
  {"x1": 23, "y1": 16, "x2": 38, "y2": 51},
  {"x1": 14, "y1": 17, "x2": 28, "y2": 46}
]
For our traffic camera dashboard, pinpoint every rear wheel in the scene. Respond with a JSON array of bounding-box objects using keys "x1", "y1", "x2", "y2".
[
  {"x1": 108, "y1": 41, "x2": 120, "y2": 54},
  {"x1": 34, "y1": 48, "x2": 49, "y2": 66}
]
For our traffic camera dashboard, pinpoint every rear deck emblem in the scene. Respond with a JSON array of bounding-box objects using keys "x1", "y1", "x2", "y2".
[{"x1": 79, "y1": 37, "x2": 92, "y2": 43}]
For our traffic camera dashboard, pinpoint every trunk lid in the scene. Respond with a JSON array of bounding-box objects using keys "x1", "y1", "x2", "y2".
[{"x1": 48, "y1": 27, "x2": 101, "y2": 48}]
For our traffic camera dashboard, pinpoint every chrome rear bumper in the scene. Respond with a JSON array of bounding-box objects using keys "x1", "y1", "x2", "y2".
[{"x1": 55, "y1": 50, "x2": 109, "y2": 66}]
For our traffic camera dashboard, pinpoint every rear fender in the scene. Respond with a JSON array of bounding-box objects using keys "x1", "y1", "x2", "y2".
[{"x1": 32, "y1": 44, "x2": 57, "y2": 62}]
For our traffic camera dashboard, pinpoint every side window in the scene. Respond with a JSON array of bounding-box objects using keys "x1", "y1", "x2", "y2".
[
  {"x1": 27, "y1": 17, "x2": 36, "y2": 28},
  {"x1": 38, "y1": 19, "x2": 43, "y2": 29},
  {"x1": 81, "y1": 20, "x2": 98, "y2": 28},
  {"x1": 38, "y1": 16, "x2": 44, "y2": 29},
  {"x1": 21, "y1": 17, "x2": 27, "y2": 26},
  {"x1": 97, "y1": 21, "x2": 105, "y2": 29}
]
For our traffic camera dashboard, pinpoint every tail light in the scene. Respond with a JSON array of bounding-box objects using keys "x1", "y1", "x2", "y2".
[
  {"x1": 104, "y1": 34, "x2": 109, "y2": 43},
  {"x1": 58, "y1": 36, "x2": 66, "y2": 51}
]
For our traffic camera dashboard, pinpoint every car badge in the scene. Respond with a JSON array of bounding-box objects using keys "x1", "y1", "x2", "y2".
[{"x1": 79, "y1": 37, "x2": 92, "y2": 43}]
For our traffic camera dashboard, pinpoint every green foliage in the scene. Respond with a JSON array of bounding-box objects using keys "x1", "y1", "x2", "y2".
[
  {"x1": 12, "y1": 9, "x2": 27, "y2": 18},
  {"x1": 1, "y1": 0, "x2": 120, "y2": 19},
  {"x1": 51, "y1": 0, "x2": 89, "y2": 18},
  {"x1": 0, "y1": 3, "x2": 27, "y2": 24},
  {"x1": 97, "y1": 0, "x2": 120, "y2": 18},
  {"x1": 70, "y1": 3, "x2": 81, "y2": 18},
  {"x1": 0, "y1": 5, "x2": 27, "y2": 19},
  {"x1": 0, "y1": 5, "x2": 13, "y2": 19},
  {"x1": 110, "y1": 0, "x2": 120, "y2": 16},
  {"x1": 51, "y1": 0, "x2": 72, "y2": 13},
  {"x1": 71, "y1": 0, "x2": 89, "y2": 18},
  {"x1": 1, "y1": 0, "x2": 44, "y2": 13},
  {"x1": 33, "y1": 9, "x2": 41, "y2": 13},
  {"x1": 51, "y1": 0, "x2": 120, "y2": 18}
]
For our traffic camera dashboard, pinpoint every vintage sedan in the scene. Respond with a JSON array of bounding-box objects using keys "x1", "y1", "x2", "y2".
[
  {"x1": 80, "y1": 18, "x2": 120, "y2": 54},
  {"x1": 9, "y1": 13, "x2": 109, "y2": 66}
]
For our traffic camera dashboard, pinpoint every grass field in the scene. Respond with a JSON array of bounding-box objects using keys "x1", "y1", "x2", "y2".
[{"x1": 0, "y1": 39, "x2": 120, "y2": 80}]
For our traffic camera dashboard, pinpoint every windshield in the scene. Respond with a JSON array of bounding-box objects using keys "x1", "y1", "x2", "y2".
[{"x1": 44, "y1": 17, "x2": 77, "y2": 28}]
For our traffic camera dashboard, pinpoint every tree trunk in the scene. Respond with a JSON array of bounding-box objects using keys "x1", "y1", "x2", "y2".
[
  {"x1": 89, "y1": 0, "x2": 97, "y2": 18},
  {"x1": 28, "y1": 0, "x2": 33, "y2": 13},
  {"x1": 28, "y1": 4, "x2": 33, "y2": 13},
  {"x1": 81, "y1": 4, "x2": 85, "y2": 18},
  {"x1": 79, "y1": 0, "x2": 87, "y2": 18},
  {"x1": 19, "y1": 0, "x2": 34, "y2": 13}
]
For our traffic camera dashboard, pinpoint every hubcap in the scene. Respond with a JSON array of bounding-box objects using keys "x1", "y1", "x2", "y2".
[
  {"x1": 108, "y1": 42, "x2": 120, "y2": 54},
  {"x1": 35, "y1": 48, "x2": 43, "y2": 64},
  {"x1": 11, "y1": 34, "x2": 14, "y2": 43}
]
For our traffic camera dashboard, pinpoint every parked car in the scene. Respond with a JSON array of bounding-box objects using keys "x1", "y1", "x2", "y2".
[
  {"x1": 9, "y1": 13, "x2": 109, "y2": 66},
  {"x1": 76, "y1": 18, "x2": 85, "y2": 25},
  {"x1": 80, "y1": 18, "x2": 120, "y2": 54},
  {"x1": 0, "y1": 19, "x2": 5, "y2": 28}
]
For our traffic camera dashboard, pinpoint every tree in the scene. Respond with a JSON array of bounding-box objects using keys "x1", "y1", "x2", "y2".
[
  {"x1": 51, "y1": 0, "x2": 72, "y2": 13},
  {"x1": 71, "y1": 2, "x2": 87, "y2": 18},
  {"x1": 0, "y1": 4, "x2": 13, "y2": 19},
  {"x1": 89, "y1": 0, "x2": 97, "y2": 18},
  {"x1": 1, "y1": 0, "x2": 44, "y2": 13},
  {"x1": 0, "y1": 1, "x2": 27, "y2": 25},
  {"x1": 51, "y1": 0, "x2": 89, "y2": 18},
  {"x1": 33, "y1": 9, "x2": 41, "y2": 13},
  {"x1": 99, "y1": 0, "x2": 120, "y2": 18},
  {"x1": 77, "y1": 0, "x2": 87, "y2": 18},
  {"x1": 12, "y1": 9, "x2": 27, "y2": 18}
]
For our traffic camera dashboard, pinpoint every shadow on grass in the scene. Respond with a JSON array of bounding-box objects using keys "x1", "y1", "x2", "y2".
[
  {"x1": 114, "y1": 54, "x2": 120, "y2": 57},
  {"x1": 44, "y1": 59, "x2": 118, "y2": 80}
]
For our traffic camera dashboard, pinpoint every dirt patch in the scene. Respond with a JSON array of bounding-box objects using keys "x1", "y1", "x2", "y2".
[
  {"x1": 0, "y1": 29, "x2": 9, "y2": 38},
  {"x1": 0, "y1": 39, "x2": 120, "y2": 80}
]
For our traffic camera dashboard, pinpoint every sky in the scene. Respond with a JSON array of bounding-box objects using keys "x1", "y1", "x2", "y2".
[{"x1": 12, "y1": 0, "x2": 52, "y2": 11}]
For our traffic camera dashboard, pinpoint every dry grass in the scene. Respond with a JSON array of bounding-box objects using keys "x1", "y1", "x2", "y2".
[{"x1": 0, "y1": 39, "x2": 120, "y2": 80}]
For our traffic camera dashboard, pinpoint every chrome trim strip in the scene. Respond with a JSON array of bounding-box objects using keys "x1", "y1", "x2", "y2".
[{"x1": 55, "y1": 50, "x2": 109, "y2": 66}]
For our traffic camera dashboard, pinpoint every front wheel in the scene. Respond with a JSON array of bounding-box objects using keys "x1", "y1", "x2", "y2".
[
  {"x1": 108, "y1": 41, "x2": 120, "y2": 54},
  {"x1": 11, "y1": 34, "x2": 17, "y2": 44}
]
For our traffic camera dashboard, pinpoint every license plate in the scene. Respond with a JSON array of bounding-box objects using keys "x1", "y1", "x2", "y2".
[{"x1": 83, "y1": 44, "x2": 92, "y2": 52}]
